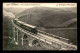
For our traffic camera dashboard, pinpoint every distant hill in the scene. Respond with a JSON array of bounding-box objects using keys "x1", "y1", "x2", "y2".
[
  {"x1": 17, "y1": 7, "x2": 77, "y2": 28},
  {"x1": 3, "y1": 10, "x2": 15, "y2": 19},
  {"x1": 59, "y1": 7, "x2": 77, "y2": 13},
  {"x1": 4, "y1": 8, "x2": 27, "y2": 16}
]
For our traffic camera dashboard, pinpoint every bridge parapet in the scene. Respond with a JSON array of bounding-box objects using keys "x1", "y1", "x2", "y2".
[{"x1": 38, "y1": 30, "x2": 70, "y2": 43}]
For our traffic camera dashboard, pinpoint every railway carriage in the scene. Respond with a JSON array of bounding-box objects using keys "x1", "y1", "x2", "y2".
[{"x1": 13, "y1": 19, "x2": 38, "y2": 34}]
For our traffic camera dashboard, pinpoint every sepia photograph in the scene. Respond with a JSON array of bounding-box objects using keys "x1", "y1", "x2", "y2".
[{"x1": 3, "y1": 3, "x2": 77, "y2": 50}]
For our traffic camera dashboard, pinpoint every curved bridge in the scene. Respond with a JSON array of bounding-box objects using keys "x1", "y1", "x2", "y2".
[{"x1": 10, "y1": 18, "x2": 77, "y2": 50}]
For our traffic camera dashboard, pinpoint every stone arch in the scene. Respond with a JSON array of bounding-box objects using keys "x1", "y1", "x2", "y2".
[
  {"x1": 38, "y1": 41, "x2": 58, "y2": 50},
  {"x1": 23, "y1": 34, "x2": 29, "y2": 45},
  {"x1": 32, "y1": 39, "x2": 39, "y2": 46},
  {"x1": 28, "y1": 37, "x2": 40, "y2": 47},
  {"x1": 23, "y1": 34, "x2": 28, "y2": 39}
]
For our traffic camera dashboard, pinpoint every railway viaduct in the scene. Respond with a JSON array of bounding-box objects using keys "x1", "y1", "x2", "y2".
[{"x1": 10, "y1": 19, "x2": 77, "y2": 50}]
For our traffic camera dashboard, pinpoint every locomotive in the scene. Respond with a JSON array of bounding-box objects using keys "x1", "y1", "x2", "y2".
[{"x1": 13, "y1": 19, "x2": 38, "y2": 34}]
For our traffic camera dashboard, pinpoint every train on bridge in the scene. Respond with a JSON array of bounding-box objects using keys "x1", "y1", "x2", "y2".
[
  {"x1": 13, "y1": 18, "x2": 70, "y2": 43},
  {"x1": 12, "y1": 18, "x2": 77, "y2": 50},
  {"x1": 13, "y1": 19, "x2": 38, "y2": 34}
]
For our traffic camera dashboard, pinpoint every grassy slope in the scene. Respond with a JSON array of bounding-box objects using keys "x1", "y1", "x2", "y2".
[{"x1": 17, "y1": 7, "x2": 77, "y2": 27}]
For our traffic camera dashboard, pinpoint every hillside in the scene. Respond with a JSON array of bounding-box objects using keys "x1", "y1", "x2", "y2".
[
  {"x1": 17, "y1": 7, "x2": 77, "y2": 28},
  {"x1": 17, "y1": 7, "x2": 77, "y2": 45},
  {"x1": 3, "y1": 10, "x2": 15, "y2": 50}
]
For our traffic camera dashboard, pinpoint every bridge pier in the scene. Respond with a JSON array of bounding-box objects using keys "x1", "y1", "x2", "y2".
[
  {"x1": 12, "y1": 27, "x2": 15, "y2": 41},
  {"x1": 20, "y1": 32, "x2": 24, "y2": 46},
  {"x1": 11, "y1": 27, "x2": 17, "y2": 44},
  {"x1": 12, "y1": 27, "x2": 22, "y2": 46},
  {"x1": 18, "y1": 31, "x2": 23, "y2": 46},
  {"x1": 16, "y1": 28, "x2": 19, "y2": 45}
]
